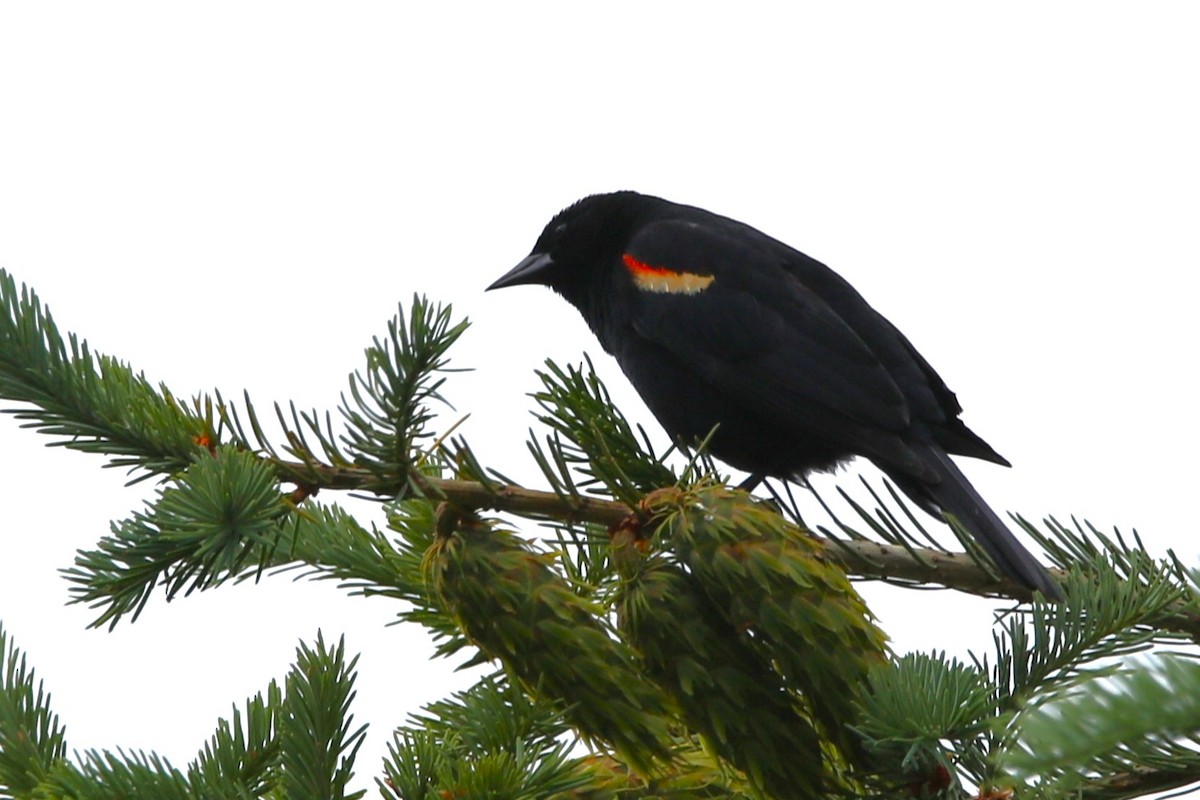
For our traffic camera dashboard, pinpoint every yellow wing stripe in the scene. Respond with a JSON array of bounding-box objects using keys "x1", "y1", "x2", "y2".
[{"x1": 622, "y1": 253, "x2": 715, "y2": 295}]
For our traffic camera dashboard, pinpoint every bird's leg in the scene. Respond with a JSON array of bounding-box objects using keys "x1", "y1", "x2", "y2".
[{"x1": 737, "y1": 472, "x2": 767, "y2": 491}]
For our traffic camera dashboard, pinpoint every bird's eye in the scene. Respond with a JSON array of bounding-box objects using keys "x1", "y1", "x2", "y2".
[{"x1": 553, "y1": 222, "x2": 567, "y2": 237}]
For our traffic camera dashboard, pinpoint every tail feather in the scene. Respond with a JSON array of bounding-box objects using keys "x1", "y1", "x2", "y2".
[{"x1": 896, "y1": 447, "x2": 1062, "y2": 600}]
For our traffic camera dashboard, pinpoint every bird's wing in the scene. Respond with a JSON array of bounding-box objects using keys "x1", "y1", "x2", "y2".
[
  {"x1": 622, "y1": 218, "x2": 915, "y2": 452},
  {"x1": 771, "y1": 240, "x2": 1011, "y2": 467}
]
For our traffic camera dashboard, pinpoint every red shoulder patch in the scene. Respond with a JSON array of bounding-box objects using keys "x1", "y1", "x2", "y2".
[{"x1": 622, "y1": 254, "x2": 714, "y2": 295}]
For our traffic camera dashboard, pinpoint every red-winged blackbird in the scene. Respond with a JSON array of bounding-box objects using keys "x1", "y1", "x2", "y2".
[{"x1": 489, "y1": 191, "x2": 1061, "y2": 600}]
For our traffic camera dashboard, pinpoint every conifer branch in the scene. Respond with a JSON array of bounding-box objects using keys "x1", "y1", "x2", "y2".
[
  {"x1": 288, "y1": 463, "x2": 1068, "y2": 601},
  {"x1": 279, "y1": 633, "x2": 367, "y2": 800},
  {"x1": 188, "y1": 682, "x2": 281, "y2": 797},
  {"x1": 0, "y1": 623, "x2": 67, "y2": 796},
  {"x1": 0, "y1": 269, "x2": 211, "y2": 479},
  {"x1": 3, "y1": 623, "x2": 364, "y2": 799},
  {"x1": 4, "y1": 265, "x2": 1072, "y2": 608},
  {"x1": 9, "y1": 268, "x2": 1200, "y2": 798},
  {"x1": 380, "y1": 676, "x2": 593, "y2": 799},
  {"x1": 1004, "y1": 655, "x2": 1200, "y2": 799}
]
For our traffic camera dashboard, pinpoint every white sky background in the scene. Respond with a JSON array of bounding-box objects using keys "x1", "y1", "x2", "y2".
[{"x1": 1, "y1": 2, "x2": 1198, "y2": 790}]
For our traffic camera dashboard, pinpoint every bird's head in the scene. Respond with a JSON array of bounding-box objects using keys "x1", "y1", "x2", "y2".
[{"x1": 488, "y1": 191, "x2": 657, "y2": 305}]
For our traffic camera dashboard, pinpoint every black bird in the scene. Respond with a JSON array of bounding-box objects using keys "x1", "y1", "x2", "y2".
[{"x1": 489, "y1": 191, "x2": 1061, "y2": 600}]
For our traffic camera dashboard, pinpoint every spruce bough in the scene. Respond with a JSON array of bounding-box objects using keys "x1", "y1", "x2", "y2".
[{"x1": 3, "y1": 267, "x2": 1199, "y2": 799}]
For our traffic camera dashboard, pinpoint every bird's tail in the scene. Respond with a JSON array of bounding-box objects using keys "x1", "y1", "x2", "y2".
[{"x1": 914, "y1": 447, "x2": 1062, "y2": 600}]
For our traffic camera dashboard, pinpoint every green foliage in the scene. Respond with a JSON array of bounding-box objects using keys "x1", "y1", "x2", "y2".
[
  {"x1": 189, "y1": 681, "x2": 281, "y2": 797},
  {"x1": 279, "y1": 634, "x2": 367, "y2": 799},
  {"x1": 529, "y1": 357, "x2": 681, "y2": 505},
  {"x1": 0, "y1": 269, "x2": 209, "y2": 478},
  {"x1": 0, "y1": 623, "x2": 66, "y2": 796},
  {"x1": 856, "y1": 652, "x2": 994, "y2": 793},
  {"x1": 380, "y1": 677, "x2": 591, "y2": 800},
  {"x1": 647, "y1": 484, "x2": 888, "y2": 767},
  {"x1": 614, "y1": 535, "x2": 829, "y2": 800},
  {"x1": 991, "y1": 556, "x2": 1189, "y2": 713},
  {"x1": 1004, "y1": 655, "x2": 1200, "y2": 798},
  {"x1": 214, "y1": 295, "x2": 467, "y2": 498},
  {"x1": 1, "y1": 627, "x2": 361, "y2": 799},
  {"x1": 40, "y1": 750, "x2": 197, "y2": 800},
  {"x1": 65, "y1": 446, "x2": 286, "y2": 628},
  {"x1": 339, "y1": 294, "x2": 468, "y2": 491},
  {"x1": 848, "y1": 556, "x2": 1198, "y2": 798},
  {"x1": 5, "y1": 269, "x2": 1200, "y2": 799},
  {"x1": 424, "y1": 513, "x2": 677, "y2": 774}
]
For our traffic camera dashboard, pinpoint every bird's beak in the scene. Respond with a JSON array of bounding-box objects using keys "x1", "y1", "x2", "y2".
[{"x1": 487, "y1": 252, "x2": 555, "y2": 291}]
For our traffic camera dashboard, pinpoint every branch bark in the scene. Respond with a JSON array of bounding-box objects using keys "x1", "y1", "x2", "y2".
[{"x1": 277, "y1": 458, "x2": 1046, "y2": 600}]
